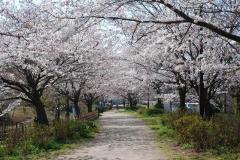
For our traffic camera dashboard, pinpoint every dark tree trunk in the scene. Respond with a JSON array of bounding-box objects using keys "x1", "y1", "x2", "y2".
[
  {"x1": 199, "y1": 72, "x2": 211, "y2": 118},
  {"x1": 178, "y1": 87, "x2": 186, "y2": 110},
  {"x1": 199, "y1": 72, "x2": 205, "y2": 117},
  {"x1": 33, "y1": 99, "x2": 49, "y2": 125},
  {"x1": 127, "y1": 93, "x2": 137, "y2": 109},
  {"x1": 204, "y1": 96, "x2": 210, "y2": 118},
  {"x1": 55, "y1": 99, "x2": 61, "y2": 121},
  {"x1": 83, "y1": 93, "x2": 96, "y2": 113},
  {"x1": 55, "y1": 107, "x2": 60, "y2": 121},
  {"x1": 73, "y1": 99, "x2": 80, "y2": 119},
  {"x1": 128, "y1": 94, "x2": 133, "y2": 109},
  {"x1": 87, "y1": 103, "x2": 93, "y2": 112},
  {"x1": 65, "y1": 96, "x2": 70, "y2": 120},
  {"x1": 170, "y1": 101, "x2": 173, "y2": 112},
  {"x1": 234, "y1": 89, "x2": 240, "y2": 115},
  {"x1": 155, "y1": 98, "x2": 163, "y2": 109},
  {"x1": 129, "y1": 99, "x2": 132, "y2": 109}
]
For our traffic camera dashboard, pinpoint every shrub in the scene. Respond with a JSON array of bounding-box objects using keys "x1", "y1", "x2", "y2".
[
  {"x1": 210, "y1": 115, "x2": 240, "y2": 147},
  {"x1": 125, "y1": 106, "x2": 138, "y2": 111},
  {"x1": 167, "y1": 111, "x2": 188, "y2": 127},
  {"x1": 146, "y1": 108, "x2": 164, "y2": 115},
  {"x1": 69, "y1": 121, "x2": 97, "y2": 138},
  {"x1": 1, "y1": 119, "x2": 99, "y2": 158},
  {"x1": 137, "y1": 107, "x2": 164, "y2": 116},
  {"x1": 0, "y1": 144, "x2": 6, "y2": 157},
  {"x1": 173, "y1": 115, "x2": 202, "y2": 143},
  {"x1": 170, "y1": 114, "x2": 213, "y2": 150},
  {"x1": 167, "y1": 112, "x2": 240, "y2": 150},
  {"x1": 29, "y1": 124, "x2": 53, "y2": 149},
  {"x1": 53, "y1": 120, "x2": 72, "y2": 141},
  {"x1": 3, "y1": 128, "x2": 25, "y2": 154},
  {"x1": 137, "y1": 107, "x2": 147, "y2": 115}
]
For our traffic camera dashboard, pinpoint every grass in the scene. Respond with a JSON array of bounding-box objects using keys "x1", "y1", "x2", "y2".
[
  {"x1": 1, "y1": 139, "x2": 89, "y2": 160},
  {"x1": 0, "y1": 120, "x2": 100, "y2": 160},
  {"x1": 22, "y1": 138, "x2": 90, "y2": 160},
  {"x1": 121, "y1": 109, "x2": 239, "y2": 160}
]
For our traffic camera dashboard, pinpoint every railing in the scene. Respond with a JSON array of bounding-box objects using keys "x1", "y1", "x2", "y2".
[
  {"x1": 0, "y1": 122, "x2": 27, "y2": 141},
  {"x1": 0, "y1": 111, "x2": 99, "y2": 141},
  {"x1": 79, "y1": 111, "x2": 98, "y2": 121}
]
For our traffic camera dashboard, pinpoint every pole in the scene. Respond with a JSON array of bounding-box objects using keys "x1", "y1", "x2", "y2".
[{"x1": 147, "y1": 86, "x2": 150, "y2": 109}]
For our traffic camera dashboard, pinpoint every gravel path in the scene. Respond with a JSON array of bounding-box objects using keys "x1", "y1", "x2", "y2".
[{"x1": 57, "y1": 110, "x2": 167, "y2": 160}]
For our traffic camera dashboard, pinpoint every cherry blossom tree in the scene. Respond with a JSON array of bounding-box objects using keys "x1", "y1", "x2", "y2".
[{"x1": 0, "y1": 0, "x2": 107, "y2": 123}]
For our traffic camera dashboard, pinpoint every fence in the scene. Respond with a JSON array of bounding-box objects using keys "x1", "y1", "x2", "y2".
[
  {"x1": 79, "y1": 111, "x2": 98, "y2": 121},
  {"x1": 0, "y1": 111, "x2": 99, "y2": 141},
  {"x1": 0, "y1": 122, "x2": 27, "y2": 141}
]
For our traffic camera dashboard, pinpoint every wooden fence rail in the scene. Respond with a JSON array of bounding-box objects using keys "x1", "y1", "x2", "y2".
[{"x1": 79, "y1": 111, "x2": 98, "y2": 121}]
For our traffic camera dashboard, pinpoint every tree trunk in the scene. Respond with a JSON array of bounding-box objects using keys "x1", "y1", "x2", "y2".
[
  {"x1": 65, "y1": 96, "x2": 70, "y2": 120},
  {"x1": 129, "y1": 99, "x2": 133, "y2": 109},
  {"x1": 199, "y1": 72, "x2": 211, "y2": 118},
  {"x1": 123, "y1": 99, "x2": 126, "y2": 108},
  {"x1": 87, "y1": 103, "x2": 93, "y2": 113},
  {"x1": 156, "y1": 98, "x2": 164, "y2": 109},
  {"x1": 34, "y1": 99, "x2": 49, "y2": 125},
  {"x1": 83, "y1": 94, "x2": 95, "y2": 113},
  {"x1": 128, "y1": 94, "x2": 133, "y2": 109},
  {"x1": 55, "y1": 99, "x2": 61, "y2": 121},
  {"x1": 199, "y1": 72, "x2": 205, "y2": 117},
  {"x1": 55, "y1": 107, "x2": 60, "y2": 121},
  {"x1": 178, "y1": 87, "x2": 186, "y2": 110},
  {"x1": 236, "y1": 89, "x2": 240, "y2": 115},
  {"x1": 73, "y1": 99, "x2": 80, "y2": 119},
  {"x1": 204, "y1": 96, "x2": 210, "y2": 118},
  {"x1": 170, "y1": 101, "x2": 173, "y2": 112}
]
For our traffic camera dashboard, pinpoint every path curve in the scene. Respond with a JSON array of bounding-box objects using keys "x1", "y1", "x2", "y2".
[{"x1": 57, "y1": 110, "x2": 167, "y2": 160}]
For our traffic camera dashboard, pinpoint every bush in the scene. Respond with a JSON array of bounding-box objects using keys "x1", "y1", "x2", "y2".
[
  {"x1": 174, "y1": 115, "x2": 212, "y2": 149},
  {"x1": 137, "y1": 107, "x2": 164, "y2": 116},
  {"x1": 69, "y1": 121, "x2": 98, "y2": 138},
  {"x1": 210, "y1": 115, "x2": 240, "y2": 147},
  {"x1": 146, "y1": 108, "x2": 164, "y2": 115},
  {"x1": 53, "y1": 120, "x2": 72, "y2": 141},
  {"x1": 167, "y1": 111, "x2": 187, "y2": 127},
  {"x1": 168, "y1": 112, "x2": 240, "y2": 150},
  {"x1": 3, "y1": 127, "x2": 25, "y2": 154},
  {"x1": 29, "y1": 124, "x2": 53, "y2": 149},
  {"x1": 1, "y1": 119, "x2": 99, "y2": 158},
  {"x1": 125, "y1": 106, "x2": 138, "y2": 111},
  {"x1": 137, "y1": 107, "x2": 147, "y2": 114},
  {"x1": 0, "y1": 145, "x2": 6, "y2": 157}
]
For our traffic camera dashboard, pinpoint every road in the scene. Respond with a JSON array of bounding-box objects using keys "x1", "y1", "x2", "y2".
[{"x1": 57, "y1": 110, "x2": 167, "y2": 160}]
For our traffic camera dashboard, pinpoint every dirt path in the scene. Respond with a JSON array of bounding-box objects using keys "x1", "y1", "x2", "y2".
[{"x1": 57, "y1": 110, "x2": 167, "y2": 160}]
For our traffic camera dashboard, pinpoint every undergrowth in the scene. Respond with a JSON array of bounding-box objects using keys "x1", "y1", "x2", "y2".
[{"x1": 0, "y1": 120, "x2": 99, "y2": 160}]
